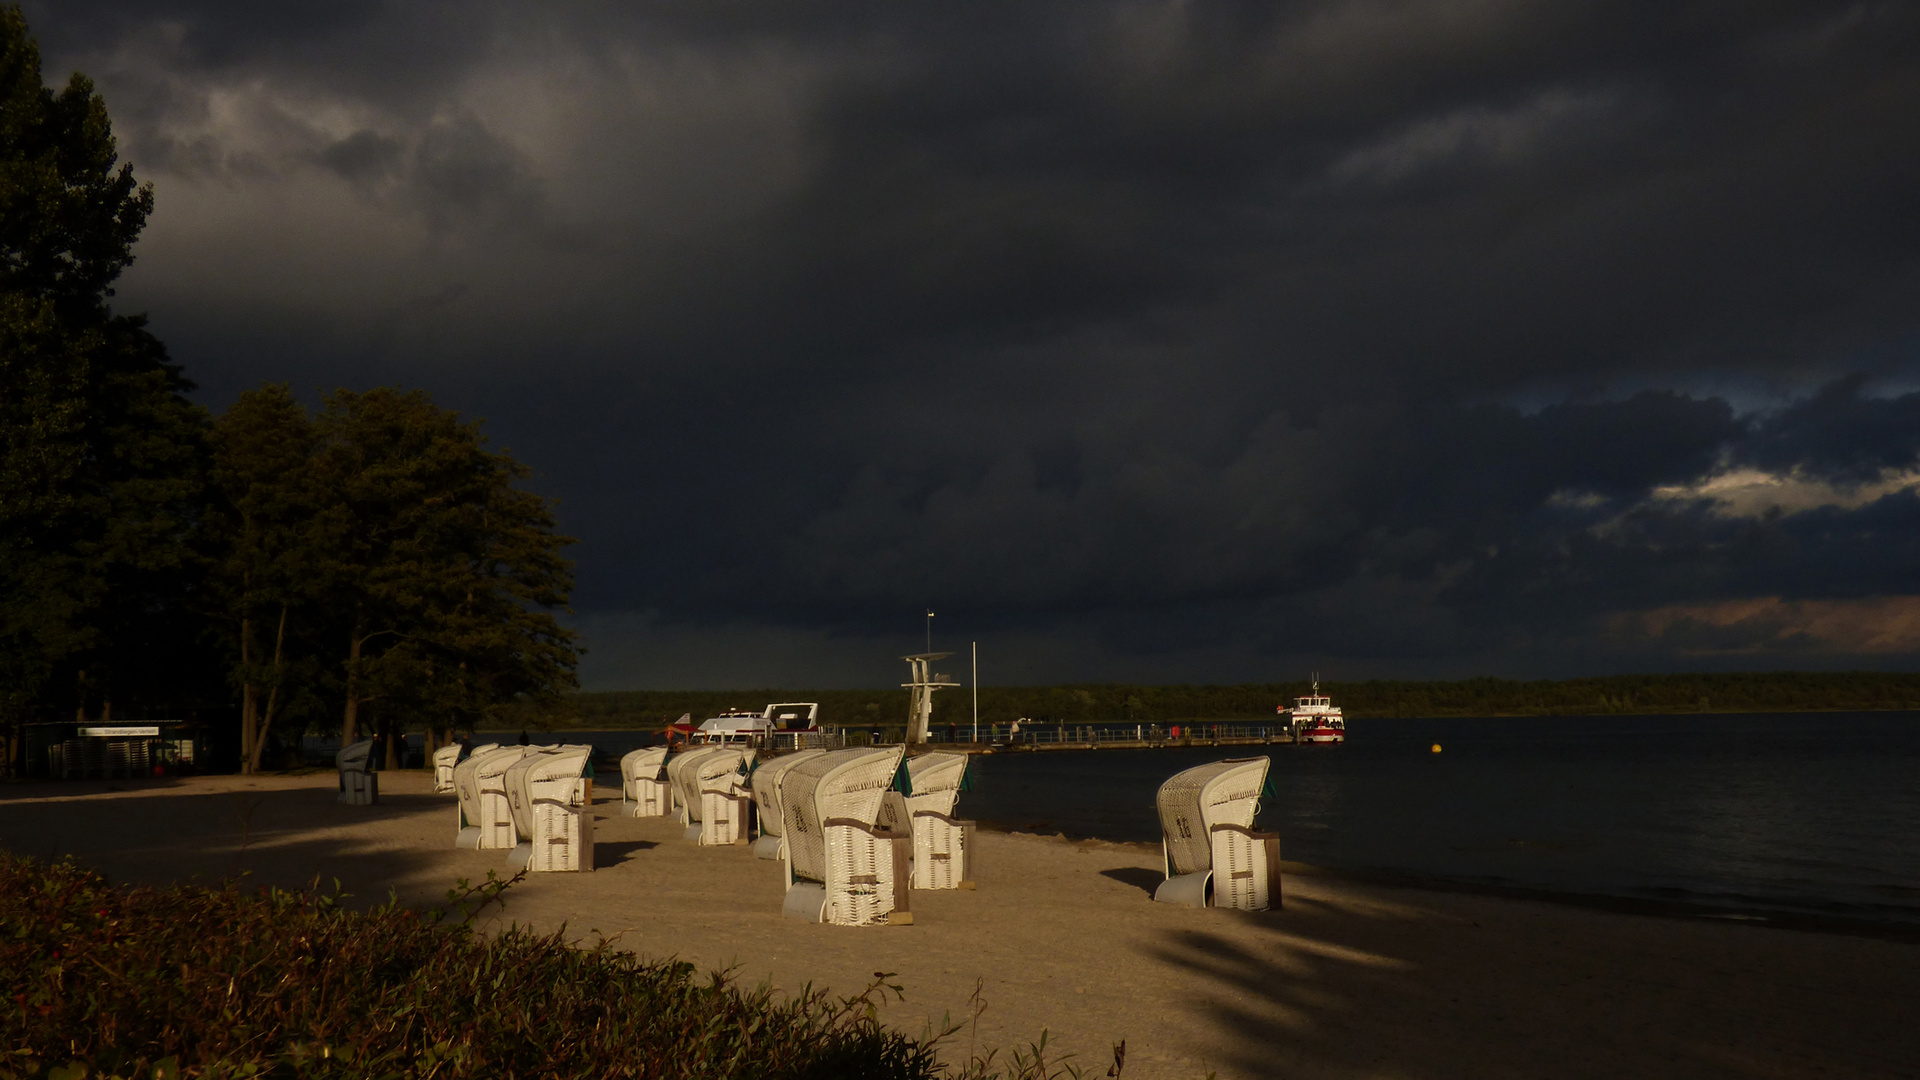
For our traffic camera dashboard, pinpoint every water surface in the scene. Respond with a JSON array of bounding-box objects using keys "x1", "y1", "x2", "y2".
[{"x1": 963, "y1": 713, "x2": 1920, "y2": 923}]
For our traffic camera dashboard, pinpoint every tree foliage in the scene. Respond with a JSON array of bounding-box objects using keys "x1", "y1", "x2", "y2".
[
  {"x1": 0, "y1": 5, "x2": 211, "y2": 772},
  {"x1": 1, "y1": 7, "x2": 579, "y2": 775}
]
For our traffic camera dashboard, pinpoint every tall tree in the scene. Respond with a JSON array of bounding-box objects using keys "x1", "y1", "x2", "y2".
[
  {"x1": 209, "y1": 385, "x2": 320, "y2": 773},
  {"x1": 0, "y1": 6, "x2": 209, "y2": 774},
  {"x1": 311, "y1": 388, "x2": 577, "y2": 757}
]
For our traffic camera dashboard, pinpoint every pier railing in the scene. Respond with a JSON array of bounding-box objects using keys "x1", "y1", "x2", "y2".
[{"x1": 828, "y1": 721, "x2": 1293, "y2": 748}]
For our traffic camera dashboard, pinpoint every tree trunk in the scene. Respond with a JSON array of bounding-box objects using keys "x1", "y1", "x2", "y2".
[
  {"x1": 342, "y1": 614, "x2": 363, "y2": 746},
  {"x1": 384, "y1": 712, "x2": 401, "y2": 771},
  {"x1": 239, "y1": 609, "x2": 256, "y2": 775},
  {"x1": 248, "y1": 605, "x2": 288, "y2": 773}
]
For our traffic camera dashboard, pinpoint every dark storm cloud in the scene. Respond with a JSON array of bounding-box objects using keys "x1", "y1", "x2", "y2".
[{"x1": 19, "y1": 0, "x2": 1920, "y2": 684}]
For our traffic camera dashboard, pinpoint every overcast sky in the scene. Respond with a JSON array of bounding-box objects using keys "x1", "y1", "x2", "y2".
[{"x1": 25, "y1": 1, "x2": 1920, "y2": 688}]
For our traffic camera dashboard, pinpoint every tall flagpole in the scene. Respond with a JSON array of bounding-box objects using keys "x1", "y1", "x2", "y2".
[{"x1": 971, "y1": 641, "x2": 979, "y2": 743}]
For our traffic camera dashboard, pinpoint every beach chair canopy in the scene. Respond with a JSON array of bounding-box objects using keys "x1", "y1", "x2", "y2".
[
  {"x1": 751, "y1": 749, "x2": 826, "y2": 840},
  {"x1": 779, "y1": 746, "x2": 905, "y2": 885},
  {"x1": 1157, "y1": 757, "x2": 1268, "y2": 877},
  {"x1": 672, "y1": 746, "x2": 754, "y2": 820},
  {"x1": 431, "y1": 744, "x2": 462, "y2": 793},
  {"x1": 505, "y1": 746, "x2": 584, "y2": 841},
  {"x1": 336, "y1": 739, "x2": 375, "y2": 773},
  {"x1": 902, "y1": 752, "x2": 968, "y2": 817},
  {"x1": 504, "y1": 744, "x2": 593, "y2": 837},
  {"x1": 469, "y1": 742, "x2": 500, "y2": 758},
  {"x1": 455, "y1": 746, "x2": 530, "y2": 832},
  {"x1": 665, "y1": 745, "x2": 728, "y2": 818},
  {"x1": 620, "y1": 746, "x2": 669, "y2": 788}
]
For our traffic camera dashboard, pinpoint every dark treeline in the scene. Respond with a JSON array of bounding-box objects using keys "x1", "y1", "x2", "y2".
[
  {"x1": 541, "y1": 672, "x2": 1920, "y2": 731},
  {"x1": 0, "y1": 10, "x2": 578, "y2": 775}
]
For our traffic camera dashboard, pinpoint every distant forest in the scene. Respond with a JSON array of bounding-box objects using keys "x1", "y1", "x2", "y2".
[{"x1": 502, "y1": 671, "x2": 1920, "y2": 731}]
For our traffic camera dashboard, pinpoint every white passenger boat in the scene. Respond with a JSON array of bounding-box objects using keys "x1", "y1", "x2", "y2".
[{"x1": 1282, "y1": 680, "x2": 1346, "y2": 744}]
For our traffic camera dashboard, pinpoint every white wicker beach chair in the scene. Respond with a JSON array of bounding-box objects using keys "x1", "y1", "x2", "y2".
[
  {"x1": 1153, "y1": 757, "x2": 1280, "y2": 910},
  {"x1": 777, "y1": 746, "x2": 913, "y2": 926},
  {"x1": 619, "y1": 746, "x2": 672, "y2": 817},
  {"x1": 454, "y1": 746, "x2": 531, "y2": 849},
  {"x1": 335, "y1": 739, "x2": 378, "y2": 805},
  {"x1": 665, "y1": 745, "x2": 728, "y2": 835},
  {"x1": 901, "y1": 752, "x2": 976, "y2": 890},
  {"x1": 695, "y1": 748, "x2": 757, "y2": 846},
  {"x1": 503, "y1": 745, "x2": 595, "y2": 872},
  {"x1": 469, "y1": 742, "x2": 501, "y2": 757},
  {"x1": 432, "y1": 744, "x2": 462, "y2": 794},
  {"x1": 749, "y1": 749, "x2": 826, "y2": 859}
]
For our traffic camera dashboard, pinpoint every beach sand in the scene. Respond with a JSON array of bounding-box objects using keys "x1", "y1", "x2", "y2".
[{"x1": 3, "y1": 770, "x2": 1915, "y2": 1080}]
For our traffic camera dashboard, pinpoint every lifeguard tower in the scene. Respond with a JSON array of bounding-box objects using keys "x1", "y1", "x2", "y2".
[{"x1": 900, "y1": 652, "x2": 959, "y2": 743}]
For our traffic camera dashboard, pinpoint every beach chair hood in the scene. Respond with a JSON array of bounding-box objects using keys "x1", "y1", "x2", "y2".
[
  {"x1": 1157, "y1": 757, "x2": 1267, "y2": 877},
  {"x1": 749, "y1": 749, "x2": 826, "y2": 858}
]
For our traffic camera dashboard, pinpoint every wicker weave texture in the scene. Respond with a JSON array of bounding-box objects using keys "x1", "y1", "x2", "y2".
[
  {"x1": 824, "y1": 822, "x2": 896, "y2": 925},
  {"x1": 629, "y1": 777, "x2": 671, "y2": 817},
  {"x1": 780, "y1": 747, "x2": 903, "y2": 885},
  {"x1": 751, "y1": 749, "x2": 826, "y2": 839},
  {"x1": 455, "y1": 747, "x2": 529, "y2": 849},
  {"x1": 666, "y1": 746, "x2": 727, "y2": 822},
  {"x1": 523, "y1": 748, "x2": 593, "y2": 872},
  {"x1": 699, "y1": 791, "x2": 750, "y2": 844},
  {"x1": 504, "y1": 746, "x2": 592, "y2": 844},
  {"x1": 1208, "y1": 824, "x2": 1276, "y2": 910},
  {"x1": 620, "y1": 747, "x2": 669, "y2": 802},
  {"x1": 911, "y1": 812, "x2": 971, "y2": 890},
  {"x1": 1156, "y1": 757, "x2": 1268, "y2": 876},
  {"x1": 903, "y1": 752, "x2": 967, "y2": 817},
  {"x1": 338, "y1": 771, "x2": 377, "y2": 805},
  {"x1": 432, "y1": 745, "x2": 461, "y2": 793}
]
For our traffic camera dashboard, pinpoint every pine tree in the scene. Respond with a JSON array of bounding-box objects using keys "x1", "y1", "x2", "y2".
[{"x1": 0, "y1": 6, "x2": 210, "y2": 774}]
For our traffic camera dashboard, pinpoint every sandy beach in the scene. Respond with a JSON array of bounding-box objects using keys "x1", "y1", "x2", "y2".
[{"x1": 3, "y1": 770, "x2": 1916, "y2": 1080}]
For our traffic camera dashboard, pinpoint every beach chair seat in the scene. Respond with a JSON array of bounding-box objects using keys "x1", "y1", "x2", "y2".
[
  {"x1": 777, "y1": 746, "x2": 913, "y2": 926},
  {"x1": 619, "y1": 746, "x2": 671, "y2": 817},
  {"x1": 335, "y1": 739, "x2": 378, "y2": 805},
  {"x1": 1153, "y1": 757, "x2": 1279, "y2": 911},
  {"x1": 503, "y1": 745, "x2": 595, "y2": 872},
  {"x1": 454, "y1": 746, "x2": 530, "y2": 849},
  {"x1": 1209, "y1": 822, "x2": 1282, "y2": 911},
  {"x1": 431, "y1": 744, "x2": 461, "y2": 794},
  {"x1": 910, "y1": 810, "x2": 976, "y2": 890},
  {"x1": 898, "y1": 752, "x2": 975, "y2": 890},
  {"x1": 750, "y1": 749, "x2": 826, "y2": 859}
]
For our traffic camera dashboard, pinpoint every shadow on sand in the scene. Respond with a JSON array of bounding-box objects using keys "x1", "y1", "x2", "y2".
[
  {"x1": 595, "y1": 840, "x2": 658, "y2": 868},
  {"x1": 1097, "y1": 865, "x2": 1164, "y2": 896}
]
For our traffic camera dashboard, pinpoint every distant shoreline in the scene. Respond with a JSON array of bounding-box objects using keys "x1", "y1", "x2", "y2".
[{"x1": 478, "y1": 704, "x2": 1920, "y2": 733}]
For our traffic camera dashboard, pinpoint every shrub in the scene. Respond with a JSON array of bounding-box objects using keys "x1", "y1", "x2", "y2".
[{"x1": 0, "y1": 854, "x2": 946, "y2": 1079}]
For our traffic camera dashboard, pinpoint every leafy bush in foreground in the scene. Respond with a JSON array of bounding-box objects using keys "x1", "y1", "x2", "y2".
[{"x1": 1, "y1": 854, "x2": 948, "y2": 1079}]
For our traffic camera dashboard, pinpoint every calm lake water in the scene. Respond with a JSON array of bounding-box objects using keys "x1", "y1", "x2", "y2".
[
  {"x1": 962, "y1": 713, "x2": 1920, "y2": 924},
  {"x1": 528, "y1": 713, "x2": 1919, "y2": 923}
]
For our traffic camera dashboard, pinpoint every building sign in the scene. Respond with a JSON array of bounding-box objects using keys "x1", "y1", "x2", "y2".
[{"x1": 78, "y1": 726, "x2": 161, "y2": 737}]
